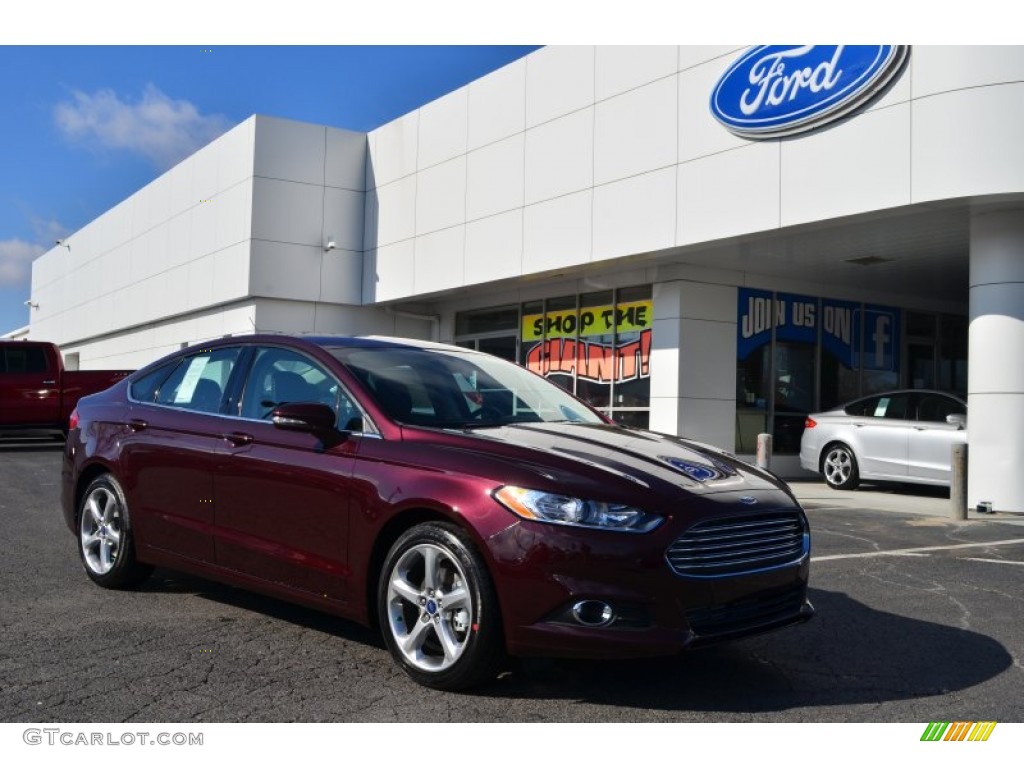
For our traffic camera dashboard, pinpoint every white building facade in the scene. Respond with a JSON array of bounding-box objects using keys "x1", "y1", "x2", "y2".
[{"x1": 27, "y1": 45, "x2": 1024, "y2": 511}]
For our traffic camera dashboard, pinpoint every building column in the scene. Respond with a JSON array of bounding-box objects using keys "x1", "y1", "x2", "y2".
[
  {"x1": 649, "y1": 280, "x2": 737, "y2": 450},
  {"x1": 968, "y1": 210, "x2": 1024, "y2": 513}
]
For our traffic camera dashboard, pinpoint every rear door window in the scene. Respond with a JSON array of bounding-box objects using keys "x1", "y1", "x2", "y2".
[{"x1": 155, "y1": 347, "x2": 242, "y2": 414}]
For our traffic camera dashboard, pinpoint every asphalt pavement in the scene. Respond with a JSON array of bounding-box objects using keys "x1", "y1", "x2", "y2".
[{"x1": 2, "y1": 442, "x2": 1023, "y2": 722}]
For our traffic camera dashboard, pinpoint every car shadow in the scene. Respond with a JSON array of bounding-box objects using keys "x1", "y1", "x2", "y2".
[
  {"x1": 138, "y1": 569, "x2": 385, "y2": 649},
  {"x1": 474, "y1": 587, "x2": 1011, "y2": 712},
  {"x1": 134, "y1": 574, "x2": 1011, "y2": 712},
  {"x1": 859, "y1": 482, "x2": 950, "y2": 499}
]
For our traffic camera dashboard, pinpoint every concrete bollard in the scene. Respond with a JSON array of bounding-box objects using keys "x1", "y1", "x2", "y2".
[
  {"x1": 951, "y1": 442, "x2": 968, "y2": 520},
  {"x1": 756, "y1": 433, "x2": 773, "y2": 471}
]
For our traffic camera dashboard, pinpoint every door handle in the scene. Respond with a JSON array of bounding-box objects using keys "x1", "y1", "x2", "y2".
[
  {"x1": 222, "y1": 432, "x2": 254, "y2": 447},
  {"x1": 42, "y1": 379, "x2": 56, "y2": 385},
  {"x1": 853, "y1": 422, "x2": 865, "y2": 428},
  {"x1": 127, "y1": 418, "x2": 148, "y2": 432}
]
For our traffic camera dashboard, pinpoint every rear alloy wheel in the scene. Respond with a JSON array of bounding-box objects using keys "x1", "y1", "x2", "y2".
[
  {"x1": 78, "y1": 475, "x2": 153, "y2": 589},
  {"x1": 822, "y1": 443, "x2": 860, "y2": 490},
  {"x1": 379, "y1": 522, "x2": 502, "y2": 690}
]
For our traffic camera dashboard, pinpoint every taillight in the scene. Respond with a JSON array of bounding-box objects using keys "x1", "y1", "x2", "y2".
[
  {"x1": 68, "y1": 409, "x2": 80, "y2": 431},
  {"x1": 804, "y1": 417, "x2": 817, "y2": 429}
]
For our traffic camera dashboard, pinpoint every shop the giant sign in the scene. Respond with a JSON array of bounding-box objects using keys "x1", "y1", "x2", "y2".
[
  {"x1": 738, "y1": 289, "x2": 899, "y2": 372},
  {"x1": 523, "y1": 301, "x2": 652, "y2": 384},
  {"x1": 711, "y1": 45, "x2": 908, "y2": 138}
]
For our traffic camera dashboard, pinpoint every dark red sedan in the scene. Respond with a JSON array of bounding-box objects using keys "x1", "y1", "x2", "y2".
[{"x1": 62, "y1": 334, "x2": 812, "y2": 690}]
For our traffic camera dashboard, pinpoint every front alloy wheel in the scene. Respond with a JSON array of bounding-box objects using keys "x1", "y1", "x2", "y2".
[{"x1": 379, "y1": 523, "x2": 502, "y2": 690}]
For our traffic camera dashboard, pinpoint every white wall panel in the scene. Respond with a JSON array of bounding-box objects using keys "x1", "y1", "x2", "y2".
[
  {"x1": 370, "y1": 241, "x2": 415, "y2": 302},
  {"x1": 596, "y1": 46, "x2": 677, "y2": 101},
  {"x1": 249, "y1": 240, "x2": 321, "y2": 301},
  {"x1": 523, "y1": 190, "x2": 592, "y2": 275},
  {"x1": 167, "y1": 158, "x2": 194, "y2": 217},
  {"x1": 369, "y1": 111, "x2": 419, "y2": 187},
  {"x1": 678, "y1": 58, "x2": 749, "y2": 163},
  {"x1": 912, "y1": 83, "x2": 1024, "y2": 202},
  {"x1": 781, "y1": 103, "x2": 911, "y2": 226},
  {"x1": 415, "y1": 156, "x2": 466, "y2": 235},
  {"x1": 414, "y1": 227, "x2": 465, "y2": 295},
  {"x1": 253, "y1": 116, "x2": 325, "y2": 185},
  {"x1": 677, "y1": 46, "x2": 743, "y2": 72},
  {"x1": 370, "y1": 176, "x2": 417, "y2": 247},
  {"x1": 525, "y1": 46, "x2": 594, "y2": 128},
  {"x1": 464, "y1": 210, "x2": 523, "y2": 285},
  {"x1": 468, "y1": 58, "x2": 526, "y2": 151},
  {"x1": 187, "y1": 254, "x2": 216, "y2": 309},
  {"x1": 189, "y1": 192, "x2": 217, "y2": 259},
  {"x1": 320, "y1": 249, "x2": 362, "y2": 305},
  {"x1": 215, "y1": 179, "x2": 253, "y2": 253},
  {"x1": 213, "y1": 243, "x2": 250, "y2": 303},
  {"x1": 594, "y1": 78, "x2": 677, "y2": 185},
  {"x1": 524, "y1": 108, "x2": 594, "y2": 205},
  {"x1": 217, "y1": 117, "x2": 255, "y2": 191},
  {"x1": 323, "y1": 187, "x2": 364, "y2": 253},
  {"x1": 251, "y1": 177, "x2": 323, "y2": 246},
  {"x1": 466, "y1": 134, "x2": 525, "y2": 221},
  {"x1": 592, "y1": 168, "x2": 675, "y2": 263},
  {"x1": 191, "y1": 142, "x2": 220, "y2": 204},
  {"x1": 418, "y1": 88, "x2": 469, "y2": 170},
  {"x1": 326, "y1": 127, "x2": 366, "y2": 192},
  {"x1": 913, "y1": 46, "x2": 1024, "y2": 98},
  {"x1": 677, "y1": 142, "x2": 781, "y2": 246},
  {"x1": 167, "y1": 213, "x2": 192, "y2": 269}
]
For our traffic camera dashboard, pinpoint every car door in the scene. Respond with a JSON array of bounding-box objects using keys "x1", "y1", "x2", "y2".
[
  {"x1": 119, "y1": 346, "x2": 244, "y2": 564},
  {"x1": 849, "y1": 393, "x2": 913, "y2": 480},
  {"x1": 906, "y1": 393, "x2": 967, "y2": 483},
  {"x1": 0, "y1": 344, "x2": 61, "y2": 426},
  {"x1": 212, "y1": 345, "x2": 362, "y2": 606}
]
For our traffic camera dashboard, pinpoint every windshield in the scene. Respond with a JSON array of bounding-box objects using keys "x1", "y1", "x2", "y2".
[{"x1": 329, "y1": 345, "x2": 604, "y2": 428}]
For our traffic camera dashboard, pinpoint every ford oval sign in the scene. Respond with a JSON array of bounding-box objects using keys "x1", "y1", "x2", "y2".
[{"x1": 711, "y1": 45, "x2": 908, "y2": 139}]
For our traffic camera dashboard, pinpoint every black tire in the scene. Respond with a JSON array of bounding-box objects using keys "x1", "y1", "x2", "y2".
[
  {"x1": 378, "y1": 522, "x2": 503, "y2": 691},
  {"x1": 822, "y1": 443, "x2": 860, "y2": 490},
  {"x1": 77, "y1": 474, "x2": 153, "y2": 589}
]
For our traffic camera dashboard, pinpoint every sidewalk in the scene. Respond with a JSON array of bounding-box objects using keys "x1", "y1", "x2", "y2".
[{"x1": 786, "y1": 479, "x2": 1024, "y2": 525}]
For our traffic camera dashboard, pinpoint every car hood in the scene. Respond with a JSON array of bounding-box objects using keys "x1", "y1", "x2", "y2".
[{"x1": 402, "y1": 422, "x2": 795, "y2": 508}]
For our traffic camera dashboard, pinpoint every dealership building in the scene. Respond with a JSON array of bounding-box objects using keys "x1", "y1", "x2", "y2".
[{"x1": 25, "y1": 45, "x2": 1024, "y2": 511}]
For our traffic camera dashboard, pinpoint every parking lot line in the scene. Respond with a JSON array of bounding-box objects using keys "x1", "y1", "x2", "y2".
[
  {"x1": 813, "y1": 538, "x2": 1024, "y2": 562},
  {"x1": 962, "y1": 557, "x2": 1024, "y2": 566}
]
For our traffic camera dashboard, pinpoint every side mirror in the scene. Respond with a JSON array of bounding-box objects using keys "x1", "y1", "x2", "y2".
[
  {"x1": 946, "y1": 413, "x2": 967, "y2": 430},
  {"x1": 271, "y1": 403, "x2": 338, "y2": 435}
]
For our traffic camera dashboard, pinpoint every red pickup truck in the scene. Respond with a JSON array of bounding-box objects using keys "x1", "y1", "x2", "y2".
[{"x1": 0, "y1": 341, "x2": 132, "y2": 435}]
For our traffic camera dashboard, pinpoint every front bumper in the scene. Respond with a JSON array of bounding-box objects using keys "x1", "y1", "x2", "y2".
[{"x1": 486, "y1": 511, "x2": 813, "y2": 659}]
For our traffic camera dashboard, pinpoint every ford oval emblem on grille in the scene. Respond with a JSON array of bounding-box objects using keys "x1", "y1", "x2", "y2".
[
  {"x1": 710, "y1": 45, "x2": 909, "y2": 138},
  {"x1": 739, "y1": 496, "x2": 758, "y2": 505}
]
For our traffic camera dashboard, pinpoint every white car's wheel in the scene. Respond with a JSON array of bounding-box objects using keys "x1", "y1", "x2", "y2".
[{"x1": 822, "y1": 443, "x2": 860, "y2": 490}]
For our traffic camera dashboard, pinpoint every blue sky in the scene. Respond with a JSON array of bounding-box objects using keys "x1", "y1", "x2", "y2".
[{"x1": 0, "y1": 45, "x2": 539, "y2": 334}]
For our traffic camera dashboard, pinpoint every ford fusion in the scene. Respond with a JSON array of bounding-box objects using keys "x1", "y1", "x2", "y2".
[{"x1": 62, "y1": 335, "x2": 813, "y2": 690}]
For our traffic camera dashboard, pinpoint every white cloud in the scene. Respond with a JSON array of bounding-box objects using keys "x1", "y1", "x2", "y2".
[
  {"x1": 0, "y1": 239, "x2": 45, "y2": 287},
  {"x1": 55, "y1": 84, "x2": 232, "y2": 169}
]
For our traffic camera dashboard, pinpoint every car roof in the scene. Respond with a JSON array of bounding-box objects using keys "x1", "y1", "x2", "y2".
[{"x1": 191, "y1": 333, "x2": 470, "y2": 354}]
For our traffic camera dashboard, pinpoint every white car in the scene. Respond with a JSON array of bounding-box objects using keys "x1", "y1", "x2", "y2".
[{"x1": 800, "y1": 390, "x2": 967, "y2": 490}]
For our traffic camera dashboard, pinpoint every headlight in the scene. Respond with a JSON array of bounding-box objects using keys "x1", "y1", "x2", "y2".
[{"x1": 493, "y1": 486, "x2": 662, "y2": 533}]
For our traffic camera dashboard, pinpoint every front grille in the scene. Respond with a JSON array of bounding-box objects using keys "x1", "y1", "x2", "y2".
[
  {"x1": 666, "y1": 510, "x2": 807, "y2": 577},
  {"x1": 686, "y1": 586, "x2": 807, "y2": 638}
]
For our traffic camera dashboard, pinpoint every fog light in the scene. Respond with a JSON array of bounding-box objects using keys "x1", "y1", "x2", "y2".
[{"x1": 571, "y1": 600, "x2": 615, "y2": 627}]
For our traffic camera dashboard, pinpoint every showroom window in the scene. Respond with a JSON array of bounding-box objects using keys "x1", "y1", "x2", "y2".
[
  {"x1": 455, "y1": 285, "x2": 652, "y2": 427},
  {"x1": 736, "y1": 289, "x2": 906, "y2": 454}
]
